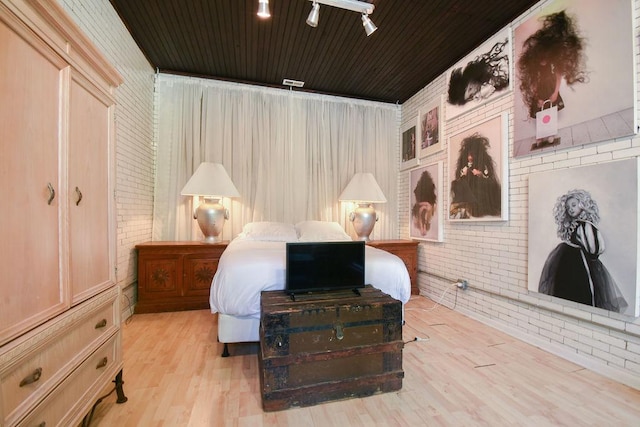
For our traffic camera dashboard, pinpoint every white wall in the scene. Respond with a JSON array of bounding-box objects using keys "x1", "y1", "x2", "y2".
[
  {"x1": 58, "y1": 0, "x2": 156, "y2": 317},
  {"x1": 401, "y1": 0, "x2": 640, "y2": 390}
]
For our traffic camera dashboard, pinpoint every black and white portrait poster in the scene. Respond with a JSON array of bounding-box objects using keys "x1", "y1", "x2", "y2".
[
  {"x1": 513, "y1": 0, "x2": 636, "y2": 157},
  {"x1": 448, "y1": 113, "x2": 508, "y2": 222},
  {"x1": 409, "y1": 161, "x2": 443, "y2": 242},
  {"x1": 528, "y1": 158, "x2": 639, "y2": 317},
  {"x1": 445, "y1": 29, "x2": 512, "y2": 121}
]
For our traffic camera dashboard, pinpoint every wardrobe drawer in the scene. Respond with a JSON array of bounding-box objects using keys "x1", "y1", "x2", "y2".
[
  {"x1": 18, "y1": 334, "x2": 120, "y2": 427},
  {"x1": 1, "y1": 296, "x2": 117, "y2": 426}
]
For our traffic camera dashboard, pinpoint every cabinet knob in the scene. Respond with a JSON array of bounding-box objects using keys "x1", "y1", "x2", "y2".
[
  {"x1": 19, "y1": 367, "x2": 42, "y2": 387},
  {"x1": 96, "y1": 357, "x2": 108, "y2": 369},
  {"x1": 95, "y1": 318, "x2": 107, "y2": 329}
]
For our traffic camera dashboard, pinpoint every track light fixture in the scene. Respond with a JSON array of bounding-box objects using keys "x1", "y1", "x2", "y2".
[
  {"x1": 260, "y1": 0, "x2": 377, "y2": 36},
  {"x1": 306, "y1": 2, "x2": 320, "y2": 27},
  {"x1": 361, "y1": 13, "x2": 377, "y2": 36},
  {"x1": 257, "y1": 0, "x2": 270, "y2": 18}
]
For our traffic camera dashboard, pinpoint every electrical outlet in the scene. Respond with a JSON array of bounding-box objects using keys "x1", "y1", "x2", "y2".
[{"x1": 456, "y1": 280, "x2": 469, "y2": 290}]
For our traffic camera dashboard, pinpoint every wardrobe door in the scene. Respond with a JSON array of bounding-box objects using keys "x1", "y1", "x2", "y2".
[
  {"x1": 0, "y1": 16, "x2": 69, "y2": 344},
  {"x1": 68, "y1": 72, "x2": 116, "y2": 304}
]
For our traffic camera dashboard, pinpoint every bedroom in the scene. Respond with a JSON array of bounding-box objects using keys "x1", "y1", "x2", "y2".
[{"x1": 2, "y1": 0, "x2": 640, "y2": 425}]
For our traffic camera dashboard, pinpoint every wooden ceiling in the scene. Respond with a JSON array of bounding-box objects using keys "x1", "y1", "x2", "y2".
[{"x1": 109, "y1": 0, "x2": 539, "y2": 104}]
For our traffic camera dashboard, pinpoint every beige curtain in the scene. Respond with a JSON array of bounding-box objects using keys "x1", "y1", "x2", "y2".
[{"x1": 153, "y1": 74, "x2": 399, "y2": 241}]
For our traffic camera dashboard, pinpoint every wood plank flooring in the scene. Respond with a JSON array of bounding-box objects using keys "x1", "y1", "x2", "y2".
[{"x1": 88, "y1": 295, "x2": 640, "y2": 426}]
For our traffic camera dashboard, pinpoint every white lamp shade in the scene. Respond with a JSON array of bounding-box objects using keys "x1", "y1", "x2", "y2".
[
  {"x1": 181, "y1": 163, "x2": 240, "y2": 198},
  {"x1": 339, "y1": 172, "x2": 387, "y2": 203}
]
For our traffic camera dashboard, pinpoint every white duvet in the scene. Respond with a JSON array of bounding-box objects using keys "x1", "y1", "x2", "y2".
[{"x1": 209, "y1": 239, "x2": 411, "y2": 317}]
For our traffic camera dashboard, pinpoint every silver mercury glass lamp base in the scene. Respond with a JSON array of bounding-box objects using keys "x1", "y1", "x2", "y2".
[
  {"x1": 194, "y1": 197, "x2": 228, "y2": 243},
  {"x1": 350, "y1": 203, "x2": 378, "y2": 242}
]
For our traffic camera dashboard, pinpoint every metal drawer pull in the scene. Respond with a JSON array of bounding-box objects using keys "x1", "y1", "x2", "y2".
[
  {"x1": 335, "y1": 322, "x2": 344, "y2": 340},
  {"x1": 47, "y1": 183, "x2": 55, "y2": 205},
  {"x1": 96, "y1": 357, "x2": 108, "y2": 369},
  {"x1": 95, "y1": 319, "x2": 107, "y2": 329},
  {"x1": 75, "y1": 186, "x2": 83, "y2": 206},
  {"x1": 19, "y1": 367, "x2": 42, "y2": 387}
]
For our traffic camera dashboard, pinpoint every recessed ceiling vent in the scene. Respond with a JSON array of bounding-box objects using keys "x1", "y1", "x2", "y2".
[{"x1": 282, "y1": 79, "x2": 305, "y2": 88}]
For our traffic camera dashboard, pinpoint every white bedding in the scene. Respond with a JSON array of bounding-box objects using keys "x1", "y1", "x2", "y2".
[{"x1": 209, "y1": 239, "x2": 411, "y2": 318}]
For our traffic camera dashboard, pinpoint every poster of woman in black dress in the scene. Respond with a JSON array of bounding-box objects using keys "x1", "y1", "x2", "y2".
[
  {"x1": 538, "y1": 189, "x2": 627, "y2": 312},
  {"x1": 528, "y1": 159, "x2": 639, "y2": 316},
  {"x1": 448, "y1": 113, "x2": 507, "y2": 221}
]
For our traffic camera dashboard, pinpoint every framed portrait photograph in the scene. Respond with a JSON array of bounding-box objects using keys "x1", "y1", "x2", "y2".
[
  {"x1": 445, "y1": 28, "x2": 512, "y2": 121},
  {"x1": 409, "y1": 161, "x2": 443, "y2": 242},
  {"x1": 418, "y1": 95, "x2": 444, "y2": 159},
  {"x1": 400, "y1": 118, "x2": 419, "y2": 171},
  {"x1": 528, "y1": 158, "x2": 640, "y2": 317},
  {"x1": 447, "y1": 112, "x2": 509, "y2": 222},
  {"x1": 512, "y1": 0, "x2": 636, "y2": 157}
]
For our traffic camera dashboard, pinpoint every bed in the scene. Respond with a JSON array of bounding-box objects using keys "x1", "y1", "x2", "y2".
[{"x1": 209, "y1": 221, "x2": 412, "y2": 355}]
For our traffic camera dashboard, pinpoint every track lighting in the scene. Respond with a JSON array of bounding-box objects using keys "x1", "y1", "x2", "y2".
[
  {"x1": 259, "y1": 0, "x2": 377, "y2": 36},
  {"x1": 361, "y1": 13, "x2": 377, "y2": 36},
  {"x1": 306, "y1": 2, "x2": 320, "y2": 27},
  {"x1": 257, "y1": 0, "x2": 270, "y2": 18}
]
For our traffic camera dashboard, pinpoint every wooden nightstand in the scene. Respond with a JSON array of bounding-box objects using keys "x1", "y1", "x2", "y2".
[
  {"x1": 367, "y1": 240, "x2": 420, "y2": 295},
  {"x1": 135, "y1": 241, "x2": 229, "y2": 313}
]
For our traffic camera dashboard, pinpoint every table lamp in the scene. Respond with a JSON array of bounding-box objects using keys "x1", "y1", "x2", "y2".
[
  {"x1": 339, "y1": 172, "x2": 387, "y2": 241},
  {"x1": 181, "y1": 163, "x2": 240, "y2": 243}
]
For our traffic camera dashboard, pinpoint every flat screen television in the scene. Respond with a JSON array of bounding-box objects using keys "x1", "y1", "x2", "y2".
[{"x1": 285, "y1": 241, "x2": 365, "y2": 294}]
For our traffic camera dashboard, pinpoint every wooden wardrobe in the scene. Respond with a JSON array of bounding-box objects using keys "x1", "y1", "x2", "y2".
[{"x1": 0, "y1": 0, "x2": 125, "y2": 425}]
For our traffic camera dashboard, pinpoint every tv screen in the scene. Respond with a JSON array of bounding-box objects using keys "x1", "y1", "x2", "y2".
[{"x1": 285, "y1": 241, "x2": 365, "y2": 294}]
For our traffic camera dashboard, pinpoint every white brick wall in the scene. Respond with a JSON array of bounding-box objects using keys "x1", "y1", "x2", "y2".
[
  {"x1": 59, "y1": 0, "x2": 156, "y2": 318},
  {"x1": 401, "y1": 0, "x2": 640, "y2": 389}
]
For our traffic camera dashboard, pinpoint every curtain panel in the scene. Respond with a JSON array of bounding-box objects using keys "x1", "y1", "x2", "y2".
[{"x1": 153, "y1": 74, "x2": 399, "y2": 242}]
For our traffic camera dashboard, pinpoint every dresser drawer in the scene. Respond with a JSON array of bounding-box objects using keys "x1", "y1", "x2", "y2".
[
  {"x1": 18, "y1": 334, "x2": 120, "y2": 427},
  {"x1": 1, "y1": 294, "x2": 117, "y2": 426}
]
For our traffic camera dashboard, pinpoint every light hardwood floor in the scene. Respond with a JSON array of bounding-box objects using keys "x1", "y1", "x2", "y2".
[{"x1": 88, "y1": 295, "x2": 640, "y2": 426}]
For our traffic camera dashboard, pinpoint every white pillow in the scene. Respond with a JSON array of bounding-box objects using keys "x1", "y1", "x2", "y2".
[
  {"x1": 295, "y1": 221, "x2": 351, "y2": 242},
  {"x1": 238, "y1": 221, "x2": 298, "y2": 242}
]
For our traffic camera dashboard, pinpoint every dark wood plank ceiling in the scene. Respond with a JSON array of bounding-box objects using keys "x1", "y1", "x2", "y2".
[{"x1": 109, "y1": 0, "x2": 539, "y2": 104}]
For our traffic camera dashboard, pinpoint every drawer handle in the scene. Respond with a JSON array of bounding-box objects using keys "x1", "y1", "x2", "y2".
[
  {"x1": 37, "y1": 423, "x2": 46, "y2": 427},
  {"x1": 19, "y1": 367, "x2": 42, "y2": 387},
  {"x1": 95, "y1": 318, "x2": 107, "y2": 329},
  {"x1": 334, "y1": 322, "x2": 344, "y2": 340},
  {"x1": 96, "y1": 357, "x2": 108, "y2": 369}
]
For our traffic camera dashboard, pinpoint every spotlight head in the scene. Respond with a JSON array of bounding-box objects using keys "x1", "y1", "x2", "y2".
[
  {"x1": 361, "y1": 13, "x2": 377, "y2": 36},
  {"x1": 306, "y1": 2, "x2": 320, "y2": 27},
  {"x1": 257, "y1": 0, "x2": 270, "y2": 18}
]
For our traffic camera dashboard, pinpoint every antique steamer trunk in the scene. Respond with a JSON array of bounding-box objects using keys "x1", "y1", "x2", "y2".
[{"x1": 258, "y1": 286, "x2": 404, "y2": 411}]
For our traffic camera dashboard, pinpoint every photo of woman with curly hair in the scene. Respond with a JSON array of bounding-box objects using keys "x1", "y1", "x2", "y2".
[
  {"x1": 410, "y1": 162, "x2": 443, "y2": 242},
  {"x1": 517, "y1": 11, "x2": 587, "y2": 121},
  {"x1": 538, "y1": 189, "x2": 627, "y2": 312},
  {"x1": 513, "y1": 0, "x2": 635, "y2": 157},
  {"x1": 445, "y1": 29, "x2": 512, "y2": 120},
  {"x1": 528, "y1": 159, "x2": 639, "y2": 316},
  {"x1": 448, "y1": 113, "x2": 507, "y2": 222}
]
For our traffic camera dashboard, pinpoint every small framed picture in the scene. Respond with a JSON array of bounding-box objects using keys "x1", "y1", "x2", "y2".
[
  {"x1": 409, "y1": 161, "x2": 443, "y2": 242},
  {"x1": 447, "y1": 112, "x2": 509, "y2": 222},
  {"x1": 400, "y1": 118, "x2": 419, "y2": 171},
  {"x1": 418, "y1": 95, "x2": 444, "y2": 159}
]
